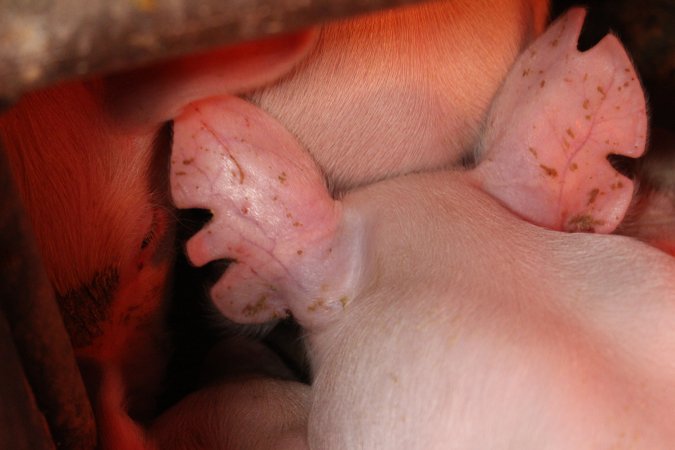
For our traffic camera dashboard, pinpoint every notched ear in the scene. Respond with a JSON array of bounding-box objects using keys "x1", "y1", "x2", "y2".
[
  {"x1": 101, "y1": 29, "x2": 318, "y2": 130},
  {"x1": 171, "y1": 95, "x2": 350, "y2": 327},
  {"x1": 473, "y1": 8, "x2": 647, "y2": 233}
]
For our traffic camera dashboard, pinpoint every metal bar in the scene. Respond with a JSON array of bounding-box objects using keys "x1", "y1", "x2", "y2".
[
  {"x1": 0, "y1": 0, "x2": 430, "y2": 105},
  {"x1": 0, "y1": 139, "x2": 97, "y2": 450}
]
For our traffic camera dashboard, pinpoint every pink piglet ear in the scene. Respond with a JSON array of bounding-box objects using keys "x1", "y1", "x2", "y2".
[
  {"x1": 171, "y1": 96, "x2": 353, "y2": 327},
  {"x1": 473, "y1": 8, "x2": 647, "y2": 233},
  {"x1": 102, "y1": 29, "x2": 318, "y2": 130}
]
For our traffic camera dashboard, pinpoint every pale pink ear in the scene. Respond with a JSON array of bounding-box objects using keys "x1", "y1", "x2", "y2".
[
  {"x1": 472, "y1": 8, "x2": 647, "y2": 233},
  {"x1": 171, "y1": 96, "x2": 352, "y2": 327},
  {"x1": 102, "y1": 30, "x2": 318, "y2": 129}
]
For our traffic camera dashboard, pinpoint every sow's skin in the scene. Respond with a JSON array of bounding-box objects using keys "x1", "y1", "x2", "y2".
[{"x1": 172, "y1": 9, "x2": 675, "y2": 449}]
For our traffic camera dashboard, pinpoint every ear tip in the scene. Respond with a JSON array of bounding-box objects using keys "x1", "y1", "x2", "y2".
[
  {"x1": 559, "y1": 6, "x2": 588, "y2": 32},
  {"x1": 564, "y1": 6, "x2": 588, "y2": 23}
]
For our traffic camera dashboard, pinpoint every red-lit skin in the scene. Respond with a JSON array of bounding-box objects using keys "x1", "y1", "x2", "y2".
[
  {"x1": 0, "y1": 32, "x2": 318, "y2": 449},
  {"x1": 1, "y1": 82, "x2": 174, "y2": 426}
]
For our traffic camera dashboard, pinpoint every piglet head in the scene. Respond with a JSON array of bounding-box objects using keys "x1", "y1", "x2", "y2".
[{"x1": 169, "y1": 8, "x2": 653, "y2": 331}]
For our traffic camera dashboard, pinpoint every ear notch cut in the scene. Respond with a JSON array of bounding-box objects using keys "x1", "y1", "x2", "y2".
[
  {"x1": 102, "y1": 29, "x2": 318, "y2": 130},
  {"x1": 472, "y1": 8, "x2": 647, "y2": 233}
]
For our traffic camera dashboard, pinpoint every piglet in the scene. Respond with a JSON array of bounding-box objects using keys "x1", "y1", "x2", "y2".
[
  {"x1": 172, "y1": 8, "x2": 675, "y2": 448},
  {"x1": 0, "y1": 31, "x2": 317, "y2": 450}
]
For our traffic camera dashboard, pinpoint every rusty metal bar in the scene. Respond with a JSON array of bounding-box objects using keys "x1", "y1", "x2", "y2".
[
  {"x1": 0, "y1": 0, "x2": 430, "y2": 105},
  {"x1": 0, "y1": 139, "x2": 97, "y2": 450}
]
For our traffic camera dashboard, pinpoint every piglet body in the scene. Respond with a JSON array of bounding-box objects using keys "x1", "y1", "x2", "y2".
[
  {"x1": 309, "y1": 171, "x2": 675, "y2": 449},
  {"x1": 173, "y1": 8, "x2": 675, "y2": 448}
]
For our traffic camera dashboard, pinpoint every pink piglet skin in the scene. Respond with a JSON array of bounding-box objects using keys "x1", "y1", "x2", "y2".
[{"x1": 172, "y1": 7, "x2": 675, "y2": 450}]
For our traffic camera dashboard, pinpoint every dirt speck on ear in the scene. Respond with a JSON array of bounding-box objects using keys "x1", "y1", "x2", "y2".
[
  {"x1": 565, "y1": 214, "x2": 605, "y2": 232},
  {"x1": 540, "y1": 164, "x2": 558, "y2": 177}
]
